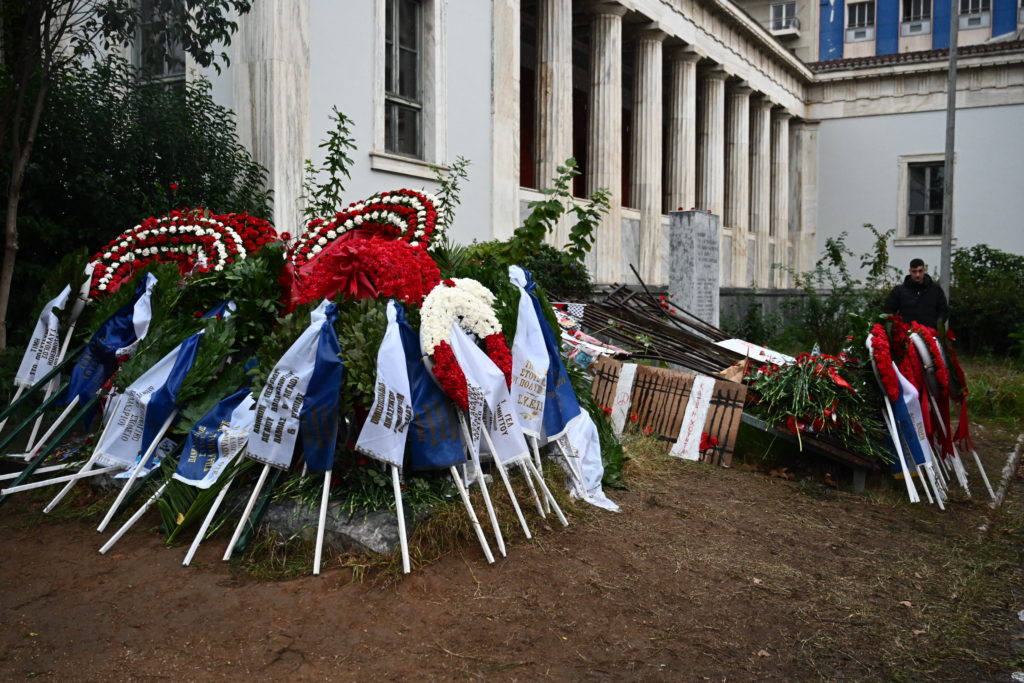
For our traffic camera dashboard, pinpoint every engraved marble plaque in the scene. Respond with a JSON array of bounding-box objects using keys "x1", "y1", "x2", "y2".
[{"x1": 668, "y1": 210, "x2": 720, "y2": 327}]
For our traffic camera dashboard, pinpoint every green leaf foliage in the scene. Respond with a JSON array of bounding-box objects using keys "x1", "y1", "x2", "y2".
[
  {"x1": 950, "y1": 244, "x2": 1024, "y2": 355},
  {"x1": 5, "y1": 56, "x2": 271, "y2": 346}
]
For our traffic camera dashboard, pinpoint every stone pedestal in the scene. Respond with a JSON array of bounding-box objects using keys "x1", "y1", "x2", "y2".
[{"x1": 669, "y1": 210, "x2": 721, "y2": 327}]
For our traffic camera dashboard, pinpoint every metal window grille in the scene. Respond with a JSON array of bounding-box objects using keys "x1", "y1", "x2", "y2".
[
  {"x1": 958, "y1": 0, "x2": 990, "y2": 13},
  {"x1": 902, "y1": 0, "x2": 932, "y2": 21},
  {"x1": 907, "y1": 162, "x2": 944, "y2": 237},
  {"x1": 847, "y1": 1, "x2": 876, "y2": 27},
  {"x1": 385, "y1": 0, "x2": 423, "y2": 159}
]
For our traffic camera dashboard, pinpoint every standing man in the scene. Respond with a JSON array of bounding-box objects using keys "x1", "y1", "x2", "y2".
[{"x1": 883, "y1": 258, "x2": 950, "y2": 329}]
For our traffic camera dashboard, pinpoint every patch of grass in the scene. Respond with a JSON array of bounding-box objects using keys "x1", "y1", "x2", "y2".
[
  {"x1": 234, "y1": 527, "x2": 321, "y2": 581},
  {"x1": 962, "y1": 356, "x2": 1024, "y2": 429}
]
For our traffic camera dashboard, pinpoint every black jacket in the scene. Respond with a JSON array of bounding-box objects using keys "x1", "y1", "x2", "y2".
[{"x1": 883, "y1": 274, "x2": 950, "y2": 329}]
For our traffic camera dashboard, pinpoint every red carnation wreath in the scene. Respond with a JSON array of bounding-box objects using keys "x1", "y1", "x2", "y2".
[
  {"x1": 288, "y1": 189, "x2": 439, "y2": 268},
  {"x1": 88, "y1": 207, "x2": 278, "y2": 297},
  {"x1": 419, "y1": 279, "x2": 513, "y2": 411},
  {"x1": 868, "y1": 324, "x2": 900, "y2": 402},
  {"x1": 910, "y1": 322, "x2": 950, "y2": 396}
]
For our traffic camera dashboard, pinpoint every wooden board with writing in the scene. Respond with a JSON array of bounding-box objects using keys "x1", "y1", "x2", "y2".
[{"x1": 589, "y1": 356, "x2": 746, "y2": 467}]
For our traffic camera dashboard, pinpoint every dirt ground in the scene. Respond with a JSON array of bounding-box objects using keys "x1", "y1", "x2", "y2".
[{"x1": 0, "y1": 424, "x2": 1021, "y2": 681}]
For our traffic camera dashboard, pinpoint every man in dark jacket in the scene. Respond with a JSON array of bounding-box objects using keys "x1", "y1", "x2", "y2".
[{"x1": 883, "y1": 258, "x2": 949, "y2": 329}]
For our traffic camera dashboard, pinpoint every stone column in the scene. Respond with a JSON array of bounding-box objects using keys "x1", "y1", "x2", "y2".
[
  {"x1": 725, "y1": 82, "x2": 752, "y2": 287},
  {"x1": 491, "y1": 0, "x2": 520, "y2": 240},
  {"x1": 791, "y1": 120, "x2": 820, "y2": 277},
  {"x1": 696, "y1": 67, "x2": 727, "y2": 219},
  {"x1": 631, "y1": 28, "x2": 667, "y2": 284},
  {"x1": 586, "y1": 3, "x2": 627, "y2": 283},
  {"x1": 664, "y1": 48, "x2": 701, "y2": 213},
  {"x1": 749, "y1": 95, "x2": 772, "y2": 288},
  {"x1": 770, "y1": 110, "x2": 792, "y2": 288},
  {"x1": 536, "y1": 0, "x2": 573, "y2": 244},
  {"x1": 234, "y1": 0, "x2": 309, "y2": 233}
]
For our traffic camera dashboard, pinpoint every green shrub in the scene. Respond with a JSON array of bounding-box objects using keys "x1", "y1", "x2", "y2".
[
  {"x1": 951, "y1": 245, "x2": 1024, "y2": 355},
  {"x1": 5, "y1": 56, "x2": 270, "y2": 346}
]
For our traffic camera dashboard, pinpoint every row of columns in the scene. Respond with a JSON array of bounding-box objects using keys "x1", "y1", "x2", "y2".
[{"x1": 533, "y1": 0, "x2": 800, "y2": 288}]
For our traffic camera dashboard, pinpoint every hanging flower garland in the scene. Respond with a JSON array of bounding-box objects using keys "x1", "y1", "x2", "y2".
[
  {"x1": 88, "y1": 208, "x2": 278, "y2": 298},
  {"x1": 216, "y1": 212, "x2": 280, "y2": 253},
  {"x1": 419, "y1": 279, "x2": 513, "y2": 410},
  {"x1": 886, "y1": 315, "x2": 910, "y2": 364},
  {"x1": 910, "y1": 322, "x2": 950, "y2": 396},
  {"x1": 868, "y1": 324, "x2": 900, "y2": 402},
  {"x1": 287, "y1": 237, "x2": 441, "y2": 309},
  {"x1": 288, "y1": 189, "x2": 439, "y2": 267}
]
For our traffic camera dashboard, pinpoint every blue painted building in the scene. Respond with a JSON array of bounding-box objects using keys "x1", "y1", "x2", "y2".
[{"x1": 815, "y1": 0, "x2": 1023, "y2": 60}]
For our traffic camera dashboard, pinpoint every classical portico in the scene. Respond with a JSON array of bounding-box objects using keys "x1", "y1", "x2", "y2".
[{"x1": 506, "y1": 0, "x2": 814, "y2": 289}]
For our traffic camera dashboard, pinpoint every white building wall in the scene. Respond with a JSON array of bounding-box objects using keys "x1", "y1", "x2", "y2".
[
  {"x1": 202, "y1": 1, "x2": 495, "y2": 244},
  {"x1": 816, "y1": 103, "x2": 1024, "y2": 277}
]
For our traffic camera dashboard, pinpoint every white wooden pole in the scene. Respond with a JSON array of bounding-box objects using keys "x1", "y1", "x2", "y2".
[
  {"x1": 44, "y1": 449, "x2": 100, "y2": 513},
  {"x1": 925, "y1": 464, "x2": 946, "y2": 511},
  {"x1": 518, "y1": 458, "x2": 545, "y2": 518},
  {"x1": 18, "y1": 396, "x2": 79, "y2": 460},
  {"x1": 99, "y1": 480, "x2": 170, "y2": 554},
  {"x1": 969, "y1": 447, "x2": 996, "y2": 500},
  {"x1": 449, "y1": 465, "x2": 495, "y2": 564},
  {"x1": 312, "y1": 470, "x2": 332, "y2": 576},
  {"x1": 522, "y1": 456, "x2": 568, "y2": 527},
  {"x1": 1, "y1": 464, "x2": 120, "y2": 495},
  {"x1": 96, "y1": 410, "x2": 177, "y2": 533},
  {"x1": 24, "y1": 384, "x2": 59, "y2": 456},
  {"x1": 0, "y1": 385, "x2": 25, "y2": 433},
  {"x1": 183, "y1": 457, "x2": 244, "y2": 567},
  {"x1": 391, "y1": 465, "x2": 411, "y2": 574},
  {"x1": 914, "y1": 464, "x2": 935, "y2": 505},
  {"x1": 528, "y1": 436, "x2": 550, "y2": 514},
  {"x1": 555, "y1": 438, "x2": 589, "y2": 498},
  {"x1": 882, "y1": 399, "x2": 921, "y2": 503},
  {"x1": 479, "y1": 429, "x2": 532, "y2": 540},
  {"x1": 455, "y1": 416, "x2": 506, "y2": 556},
  {"x1": 0, "y1": 462, "x2": 72, "y2": 481},
  {"x1": 928, "y1": 394, "x2": 971, "y2": 492},
  {"x1": 223, "y1": 464, "x2": 270, "y2": 561}
]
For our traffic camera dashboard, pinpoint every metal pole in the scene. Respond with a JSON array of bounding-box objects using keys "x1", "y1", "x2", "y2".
[{"x1": 939, "y1": 0, "x2": 959, "y2": 300}]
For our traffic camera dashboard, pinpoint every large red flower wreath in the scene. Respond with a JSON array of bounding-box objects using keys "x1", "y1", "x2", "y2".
[{"x1": 869, "y1": 324, "x2": 900, "y2": 402}]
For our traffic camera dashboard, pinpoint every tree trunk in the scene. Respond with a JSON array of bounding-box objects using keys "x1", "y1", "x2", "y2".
[{"x1": 0, "y1": 76, "x2": 49, "y2": 351}]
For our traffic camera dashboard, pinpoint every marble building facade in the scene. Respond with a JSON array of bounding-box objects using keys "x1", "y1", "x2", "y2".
[{"x1": 199, "y1": 0, "x2": 1024, "y2": 290}]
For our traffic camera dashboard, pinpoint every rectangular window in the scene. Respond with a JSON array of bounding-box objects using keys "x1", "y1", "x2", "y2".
[
  {"x1": 959, "y1": 0, "x2": 990, "y2": 13},
  {"x1": 385, "y1": 0, "x2": 423, "y2": 159},
  {"x1": 137, "y1": 0, "x2": 186, "y2": 84},
  {"x1": 907, "y1": 162, "x2": 944, "y2": 237},
  {"x1": 847, "y1": 1, "x2": 876, "y2": 27},
  {"x1": 902, "y1": 0, "x2": 931, "y2": 21},
  {"x1": 770, "y1": 2, "x2": 798, "y2": 30}
]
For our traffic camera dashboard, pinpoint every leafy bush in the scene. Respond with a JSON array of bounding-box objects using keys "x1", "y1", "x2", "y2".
[
  {"x1": 5, "y1": 56, "x2": 270, "y2": 345},
  {"x1": 950, "y1": 245, "x2": 1024, "y2": 355},
  {"x1": 781, "y1": 225, "x2": 898, "y2": 354}
]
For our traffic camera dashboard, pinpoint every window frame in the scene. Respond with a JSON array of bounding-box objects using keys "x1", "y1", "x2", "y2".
[
  {"x1": 895, "y1": 153, "x2": 955, "y2": 246},
  {"x1": 902, "y1": 0, "x2": 931, "y2": 22},
  {"x1": 373, "y1": 0, "x2": 447, "y2": 179},
  {"x1": 134, "y1": 0, "x2": 187, "y2": 85},
  {"x1": 384, "y1": 0, "x2": 424, "y2": 159},
  {"x1": 769, "y1": 1, "x2": 798, "y2": 31},
  {"x1": 847, "y1": 1, "x2": 876, "y2": 28}
]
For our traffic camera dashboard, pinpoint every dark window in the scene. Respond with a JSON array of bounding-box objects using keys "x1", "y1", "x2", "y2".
[
  {"x1": 137, "y1": 0, "x2": 186, "y2": 84},
  {"x1": 903, "y1": 0, "x2": 931, "y2": 21},
  {"x1": 847, "y1": 1, "x2": 876, "y2": 27},
  {"x1": 385, "y1": 0, "x2": 423, "y2": 158},
  {"x1": 959, "y1": 0, "x2": 990, "y2": 13},
  {"x1": 907, "y1": 162, "x2": 944, "y2": 236}
]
